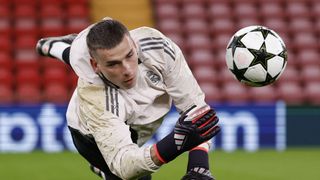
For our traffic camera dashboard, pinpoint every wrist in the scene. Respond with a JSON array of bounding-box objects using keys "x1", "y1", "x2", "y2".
[
  {"x1": 190, "y1": 142, "x2": 210, "y2": 152},
  {"x1": 187, "y1": 148, "x2": 209, "y2": 171},
  {"x1": 154, "y1": 131, "x2": 182, "y2": 163},
  {"x1": 150, "y1": 144, "x2": 165, "y2": 166},
  {"x1": 145, "y1": 145, "x2": 162, "y2": 169}
]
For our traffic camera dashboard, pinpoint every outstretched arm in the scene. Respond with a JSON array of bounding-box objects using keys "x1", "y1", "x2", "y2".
[{"x1": 157, "y1": 32, "x2": 218, "y2": 179}]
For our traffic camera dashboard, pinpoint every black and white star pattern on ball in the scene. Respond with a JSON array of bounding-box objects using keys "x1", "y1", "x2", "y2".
[
  {"x1": 252, "y1": 27, "x2": 270, "y2": 39},
  {"x1": 247, "y1": 43, "x2": 276, "y2": 70},
  {"x1": 227, "y1": 34, "x2": 247, "y2": 55},
  {"x1": 225, "y1": 25, "x2": 288, "y2": 87},
  {"x1": 230, "y1": 61, "x2": 249, "y2": 82}
]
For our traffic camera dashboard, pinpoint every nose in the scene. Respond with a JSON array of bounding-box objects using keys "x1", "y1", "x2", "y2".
[{"x1": 122, "y1": 61, "x2": 132, "y2": 76}]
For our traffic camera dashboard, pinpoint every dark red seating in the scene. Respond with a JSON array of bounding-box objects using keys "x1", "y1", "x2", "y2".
[
  {"x1": 43, "y1": 83, "x2": 69, "y2": 104},
  {"x1": 221, "y1": 82, "x2": 250, "y2": 103},
  {"x1": 43, "y1": 68, "x2": 68, "y2": 87},
  {"x1": 0, "y1": 52, "x2": 13, "y2": 70},
  {"x1": 183, "y1": 18, "x2": 209, "y2": 35},
  {"x1": 0, "y1": 68, "x2": 14, "y2": 88},
  {"x1": 276, "y1": 66, "x2": 300, "y2": 84},
  {"x1": 207, "y1": 2, "x2": 232, "y2": 19},
  {"x1": 185, "y1": 34, "x2": 212, "y2": 51},
  {"x1": 157, "y1": 19, "x2": 182, "y2": 35},
  {"x1": 209, "y1": 18, "x2": 234, "y2": 36},
  {"x1": 260, "y1": 1, "x2": 285, "y2": 18},
  {"x1": 300, "y1": 65, "x2": 320, "y2": 84},
  {"x1": 249, "y1": 85, "x2": 277, "y2": 103},
  {"x1": 188, "y1": 49, "x2": 215, "y2": 67},
  {"x1": 286, "y1": 2, "x2": 310, "y2": 18},
  {"x1": 0, "y1": 84, "x2": 14, "y2": 104},
  {"x1": 288, "y1": 18, "x2": 314, "y2": 34},
  {"x1": 263, "y1": 18, "x2": 287, "y2": 35},
  {"x1": 192, "y1": 66, "x2": 218, "y2": 84},
  {"x1": 0, "y1": 0, "x2": 89, "y2": 104},
  {"x1": 296, "y1": 50, "x2": 320, "y2": 66},
  {"x1": 152, "y1": 0, "x2": 320, "y2": 104},
  {"x1": 233, "y1": 2, "x2": 258, "y2": 18},
  {"x1": 180, "y1": 3, "x2": 206, "y2": 19},
  {"x1": 305, "y1": 82, "x2": 320, "y2": 105},
  {"x1": 277, "y1": 82, "x2": 305, "y2": 104},
  {"x1": 199, "y1": 82, "x2": 222, "y2": 102},
  {"x1": 16, "y1": 84, "x2": 42, "y2": 104},
  {"x1": 16, "y1": 68, "x2": 41, "y2": 88},
  {"x1": 155, "y1": 3, "x2": 180, "y2": 20}
]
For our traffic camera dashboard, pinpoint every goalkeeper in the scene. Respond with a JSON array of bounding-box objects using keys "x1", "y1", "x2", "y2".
[{"x1": 36, "y1": 18, "x2": 220, "y2": 180}]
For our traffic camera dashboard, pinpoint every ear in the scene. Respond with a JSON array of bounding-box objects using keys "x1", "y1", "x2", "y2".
[{"x1": 90, "y1": 58, "x2": 100, "y2": 73}]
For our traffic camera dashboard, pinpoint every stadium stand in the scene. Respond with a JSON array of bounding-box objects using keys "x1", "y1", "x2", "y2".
[
  {"x1": 15, "y1": 84, "x2": 42, "y2": 104},
  {"x1": 198, "y1": 81, "x2": 222, "y2": 103},
  {"x1": 0, "y1": 52, "x2": 12, "y2": 70},
  {"x1": 305, "y1": 82, "x2": 320, "y2": 105},
  {"x1": 207, "y1": 2, "x2": 232, "y2": 19},
  {"x1": 1, "y1": 0, "x2": 320, "y2": 105},
  {"x1": 277, "y1": 82, "x2": 305, "y2": 105},
  {"x1": 221, "y1": 82, "x2": 250, "y2": 103},
  {"x1": 0, "y1": 68, "x2": 13, "y2": 88},
  {"x1": 0, "y1": 34, "x2": 12, "y2": 53},
  {"x1": 43, "y1": 83, "x2": 69, "y2": 104},
  {"x1": 0, "y1": 84, "x2": 14, "y2": 104},
  {"x1": 153, "y1": 0, "x2": 320, "y2": 104},
  {"x1": 0, "y1": 0, "x2": 90, "y2": 104},
  {"x1": 249, "y1": 85, "x2": 277, "y2": 103}
]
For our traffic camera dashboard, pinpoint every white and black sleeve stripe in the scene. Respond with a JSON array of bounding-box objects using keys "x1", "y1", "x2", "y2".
[
  {"x1": 105, "y1": 86, "x2": 119, "y2": 117},
  {"x1": 139, "y1": 37, "x2": 176, "y2": 61}
]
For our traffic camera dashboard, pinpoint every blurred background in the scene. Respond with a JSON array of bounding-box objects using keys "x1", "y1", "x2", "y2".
[{"x1": 0, "y1": 0, "x2": 320, "y2": 179}]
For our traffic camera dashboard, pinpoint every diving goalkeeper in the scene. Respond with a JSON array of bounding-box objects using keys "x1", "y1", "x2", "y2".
[{"x1": 36, "y1": 18, "x2": 220, "y2": 180}]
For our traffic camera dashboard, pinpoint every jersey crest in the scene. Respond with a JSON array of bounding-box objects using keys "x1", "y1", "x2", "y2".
[{"x1": 146, "y1": 71, "x2": 161, "y2": 84}]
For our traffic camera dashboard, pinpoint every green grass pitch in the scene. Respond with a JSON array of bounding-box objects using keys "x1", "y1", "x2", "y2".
[{"x1": 0, "y1": 148, "x2": 319, "y2": 180}]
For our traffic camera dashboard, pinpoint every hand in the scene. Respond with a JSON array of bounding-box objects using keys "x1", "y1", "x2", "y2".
[
  {"x1": 154, "y1": 105, "x2": 220, "y2": 163},
  {"x1": 174, "y1": 105, "x2": 220, "y2": 151}
]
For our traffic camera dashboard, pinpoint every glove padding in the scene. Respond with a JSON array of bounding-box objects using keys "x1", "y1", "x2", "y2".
[
  {"x1": 181, "y1": 167, "x2": 215, "y2": 180},
  {"x1": 174, "y1": 105, "x2": 220, "y2": 151},
  {"x1": 155, "y1": 105, "x2": 220, "y2": 163}
]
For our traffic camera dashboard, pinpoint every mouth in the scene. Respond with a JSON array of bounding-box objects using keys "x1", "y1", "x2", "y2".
[{"x1": 124, "y1": 77, "x2": 134, "y2": 83}]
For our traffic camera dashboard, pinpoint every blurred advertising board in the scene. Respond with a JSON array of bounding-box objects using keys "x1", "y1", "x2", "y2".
[
  {"x1": 0, "y1": 104, "x2": 75, "y2": 152},
  {"x1": 147, "y1": 102, "x2": 286, "y2": 152},
  {"x1": 286, "y1": 106, "x2": 320, "y2": 146},
  {"x1": 0, "y1": 102, "x2": 286, "y2": 153}
]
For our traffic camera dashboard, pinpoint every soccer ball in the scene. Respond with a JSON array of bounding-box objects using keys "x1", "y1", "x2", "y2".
[{"x1": 225, "y1": 25, "x2": 288, "y2": 87}]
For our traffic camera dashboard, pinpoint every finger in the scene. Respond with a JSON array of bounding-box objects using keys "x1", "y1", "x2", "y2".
[
  {"x1": 201, "y1": 126, "x2": 221, "y2": 140},
  {"x1": 197, "y1": 113, "x2": 218, "y2": 129},
  {"x1": 197, "y1": 116, "x2": 219, "y2": 133},
  {"x1": 194, "y1": 109, "x2": 216, "y2": 125}
]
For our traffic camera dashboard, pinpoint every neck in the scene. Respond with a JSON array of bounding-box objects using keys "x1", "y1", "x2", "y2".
[{"x1": 98, "y1": 72, "x2": 119, "y2": 89}]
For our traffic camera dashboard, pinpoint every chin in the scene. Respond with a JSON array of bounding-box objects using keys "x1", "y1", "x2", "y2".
[{"x1": 123, "y1": 81, "x2": 136, "y2": 89}]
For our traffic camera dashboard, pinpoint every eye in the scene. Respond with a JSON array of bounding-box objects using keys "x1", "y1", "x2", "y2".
[
  {"x1": 106, "y1": 62, "x2": 119, "y2": 67},
  {"x1": 126, "y1": 51, "x2": 134, "y2": 58}
]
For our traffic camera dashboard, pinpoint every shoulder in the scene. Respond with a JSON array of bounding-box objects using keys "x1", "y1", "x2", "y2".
[
  {"x1": 130, "y1": 27, "x2": 165, "y2": 40},
  {"x1": 131, "y1": 27, "x2": 177, "y2": 62}
]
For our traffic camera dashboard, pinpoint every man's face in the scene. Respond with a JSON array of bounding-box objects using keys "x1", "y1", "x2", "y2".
[{"x1": 91, "y1": 35, "x2": 138, "y2": 89}]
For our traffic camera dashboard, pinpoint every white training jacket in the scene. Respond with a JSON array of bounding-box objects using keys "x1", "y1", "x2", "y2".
[{"x1": 67, "y1": 26, "x2": 208, "y2": 179}]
